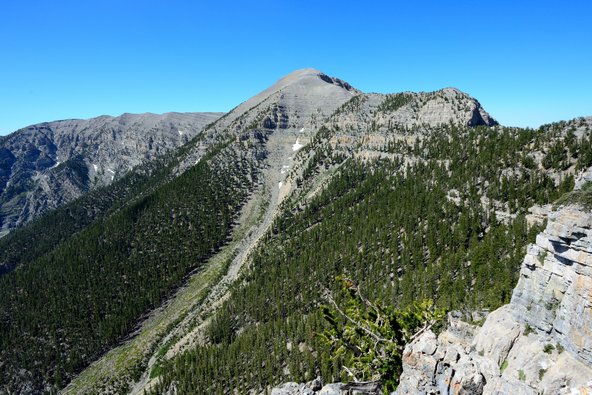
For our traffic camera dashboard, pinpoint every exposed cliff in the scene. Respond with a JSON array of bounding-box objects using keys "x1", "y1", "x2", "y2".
[{"x1": 395, "y1": 194, "x2": 592, "y2": 394}]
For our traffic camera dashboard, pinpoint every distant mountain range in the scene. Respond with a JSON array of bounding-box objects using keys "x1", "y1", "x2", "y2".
[{"x1": 0, "y1": 112, "x2": 221, "y2": 236}]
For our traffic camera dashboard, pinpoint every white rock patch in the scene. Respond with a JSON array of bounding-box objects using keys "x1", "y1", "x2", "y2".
[
  {"x1": 292, "y1": 138, "x2": 304, "y2": 152},
  {"x1": 107, "y1": 168, "x2": 116, "y2": 181}
]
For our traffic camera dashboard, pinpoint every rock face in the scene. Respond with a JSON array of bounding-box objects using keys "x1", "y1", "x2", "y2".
[
  {"x1": 271, "y1": 380, "x2": 343, "y2": 395},
  {"x1": 0, "y1": 111, "x2": 222, "y2": 236},
  {"x1": 172, "y1": 68, "x2": 363, "y2": 176},
  {"x1": 270, "y1": 379, "x2": 381, "y2": 395},
  {"x1": 327, "y1": 88, "x2": 496, "y2": 135},
  {"x1": 176, "y1": 69, "x2": 498, "y2": 173},
  {"x1": 379, "y1": 87, "x2": 496, "y2": 128},
  {"x1": 317, "y1": 86, "x2": 498, "y2": 165},
  {"x1": 395, "y1": 203, "x2": 592, "y2": 395},
  {"x1": 514, "y1": 207, "x2": 592, "y2": 364}
]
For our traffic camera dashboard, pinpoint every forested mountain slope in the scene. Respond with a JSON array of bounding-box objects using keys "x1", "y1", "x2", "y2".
[
  {"x1": 135, "y1": 74, "x2": 589, "y2": 393},
  {"x1": 150, "y1": 116, "x2": 592, "y2": 394},
  {"x1": 0, "y1": 68, "x2": 361, "y2": 394},
  {"x1": 0, "y1": 111, "x2": 222, "y2": 237},
  {"x1": 0, "y1": 69, "x2": 590, "y2": 394}
]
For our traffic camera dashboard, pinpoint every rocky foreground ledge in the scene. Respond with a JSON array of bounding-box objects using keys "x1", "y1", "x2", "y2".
[{"x1": 396, "y1": 205, "x2": 592, "y2": 395}]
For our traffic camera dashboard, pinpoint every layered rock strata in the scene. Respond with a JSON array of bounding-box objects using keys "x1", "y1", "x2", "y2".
[{"x1": 396, "y1": 204, "x2": 592, "y2": 395}]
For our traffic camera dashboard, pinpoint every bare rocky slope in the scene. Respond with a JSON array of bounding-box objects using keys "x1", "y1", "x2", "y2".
[{"x1": 0, "y1": 111, "x2": 222, "y2": 236}]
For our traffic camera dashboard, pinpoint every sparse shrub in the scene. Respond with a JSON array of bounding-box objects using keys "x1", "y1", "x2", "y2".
[
  {"x1": 545, "y1": 299, "x2": 559, "y2": 311},
  {"x1": 523, "y1": 155, "x2": 536, "y2": 169},
  {"x1": 543, "y1": 344, "x2": 555, "y2": 354},
  {"x1": 320, "y1": 276, "x2": 445, "y2": 392},
  {"x1": 524, "y1": 323, "x2": 535, "y2": 336},
  {"x1": 377, "y1": 93, "x2": 413, "y2": 113},
  {"x1": 555, "y1": 181, "x2": 592, "y2": 209},
  {"x1": 150, "y1": 362, "x2": 162, "y2": 379}
]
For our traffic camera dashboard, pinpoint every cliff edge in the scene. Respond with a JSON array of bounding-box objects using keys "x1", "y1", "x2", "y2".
[{"x1": 396, "y1": 192, "x2": 592, "y2": 394}]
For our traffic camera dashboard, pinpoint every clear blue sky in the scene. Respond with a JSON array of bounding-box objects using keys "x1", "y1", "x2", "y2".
[{"x1": 1, "y1": 1, "x2": 591, "y2": 134}]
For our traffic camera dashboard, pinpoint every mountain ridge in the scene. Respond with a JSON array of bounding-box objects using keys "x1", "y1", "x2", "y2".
[
  {"x1": 0, "y1": 111, "x2": 222, "y2": 236},
  {"x1": 0, "y1": 69, "x2": 590, "y2": 394}
]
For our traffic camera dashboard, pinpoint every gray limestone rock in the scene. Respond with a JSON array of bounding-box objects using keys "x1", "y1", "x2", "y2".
[
  {"x1": 317, "y1": 384, "x2": 343, "y2": 395},
  {"x1": 396, "y1": 204, "x2": 592, "y2": 395},
  {"x1": 271, "y1": 382, "x2": 314, "y2": 395},
  {"x1": 575, "y1": 165, "x2": 592, "y2": 190},
  {"x1": 270, "y1": 382, "x2": 343, "y2": 395},
  {"x1": 473, "y1": 306, "x2": 522, "y2": 365},
  {"x1": 512, "y1": 206, "x2": 592, "y2": 364},
  {"x1": 309, "y1": 377, "x2": 323, "y2": 391}
]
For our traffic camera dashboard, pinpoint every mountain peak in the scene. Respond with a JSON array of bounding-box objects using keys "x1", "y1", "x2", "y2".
[
  {"x1": 278, "y1": 67, "x2": 322, "y2": 80},
  {"x1": 218, "y1": 69, "x2": 359, "y2": 132},
  {"x1": 273, "y1": 68, "x2": 358, "y2": 93}
]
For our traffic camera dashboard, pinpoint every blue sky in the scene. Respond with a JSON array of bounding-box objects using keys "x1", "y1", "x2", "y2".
[{"x1": 1, "y1": 1, "x2": 590, "y2": 134}]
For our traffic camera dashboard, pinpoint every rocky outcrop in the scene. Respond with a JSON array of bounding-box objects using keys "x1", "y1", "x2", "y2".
[
  {"x1": 395, "y1": 203, "x2": 592, "y2": 395},
  {"x1": 411, "y1": 87, "x2": 497, "y2": 127},
  {"x1": 327, "y1": 88, "x2": 497, "y2": 138},
  {"x1": 271, "y1": 379, "x2": 382, "y2": 395},
  {"x1": 0, "y1": 111, "x2": 222, "y2": 236},
  {"x1": 271, "y1": 379, "x2": 341, "y2": 395},
  {"x1": 513, "y1": 207, "x2": 592, "y2": 364},
  {"x1": 575, "y1": 162, "x2": 592, "y2": 190}
]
